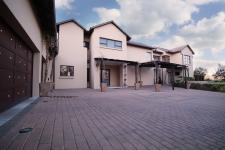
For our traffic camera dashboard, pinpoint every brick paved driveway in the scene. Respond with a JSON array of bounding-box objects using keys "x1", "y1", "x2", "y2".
[{"x1": 0, "y1": 87, "x2": 225, "y2": 150}]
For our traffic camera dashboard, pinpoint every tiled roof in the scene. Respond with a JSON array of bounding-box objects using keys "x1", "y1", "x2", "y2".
[
  {"x1": 127, "y1": 41, "x2": 155, "y2": 50},
  {"x1": 155, "y1": 45, "x2": 195, "y2": 54}
]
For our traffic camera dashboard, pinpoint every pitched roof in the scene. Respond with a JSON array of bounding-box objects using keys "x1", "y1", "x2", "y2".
[
  {"x1": 169, "y1": 45, "x2": 195, "y2": 54},
  {"x1": 89, "y1": 20, "x2": 131, "y2": 40},
  {"x1": 127, "y1": 41, "x2": 155, "y2": 50},
  {"x1": 56, "y1": 19, "x2": 87, "y2": 31},
  {"x1": 155, "y1": 45, "x2": 195, "y2": 55}
]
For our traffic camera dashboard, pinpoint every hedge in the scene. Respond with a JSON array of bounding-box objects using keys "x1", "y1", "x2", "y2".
[{"x1": 190, "y1": 83, "x2": 225, "y2": 92}]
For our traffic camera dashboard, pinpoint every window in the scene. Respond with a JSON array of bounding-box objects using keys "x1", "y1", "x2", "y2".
[
  {"x1": 100, "y1": 38, "x2": 107, "y2": 47},
  {"x1": 99, "y1": 37, "x2": 122, "y2": 49},
  {"x1": 184, "y1": 55, "x2": 191, "y2": 65},
  {"x1": 162, "y1": 55, "x2": 170, "y2": 62},
  {"x1": 83, "y1": 41, "x2": 89, "y2": 48},
  {"x1": 153, "y1": 55, "x2": 160, "y2": 61},
  {"x1": 60, "y1": 65, "x2": 74, "y2": 77}
]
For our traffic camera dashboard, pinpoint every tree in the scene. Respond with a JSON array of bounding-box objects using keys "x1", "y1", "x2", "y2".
[
  {"x1": 194, "y1": 67, "x2": 207, "y2": 81},
  {"x1": 213, "y1": 64, "x2": 225, "y2": 80}
]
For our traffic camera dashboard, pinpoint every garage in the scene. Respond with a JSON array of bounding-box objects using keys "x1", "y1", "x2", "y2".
[{"x1": 0, "y1": 19, "x2": 33, "y2": 112}]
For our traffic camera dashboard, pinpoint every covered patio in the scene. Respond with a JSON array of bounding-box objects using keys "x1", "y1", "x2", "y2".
[{"x1": 140, "y1": 61, "x2": 189, "y2": 90}]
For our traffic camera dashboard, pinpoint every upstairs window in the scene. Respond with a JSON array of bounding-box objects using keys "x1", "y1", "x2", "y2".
[
  {"x1": 184, "y1": 55, "x2": 191, "y2": 65},
  {"x1": 100, "y1": 37, "x2": 122, "y2": 49},
  {"x1": 153, "y1": 55, "x2": 160, "y2": 61},
  {"x1": 162, "y1": 55, "x2": 170, "y2": 62}
]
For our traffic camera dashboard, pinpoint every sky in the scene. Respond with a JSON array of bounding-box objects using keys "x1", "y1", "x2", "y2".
[{"x1": 55, "y1": 0, "x2": 225, "y2": 77}]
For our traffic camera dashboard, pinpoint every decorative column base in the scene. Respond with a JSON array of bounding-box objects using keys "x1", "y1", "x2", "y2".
[
  {"x1": 154, "y1": 84, "x2": 161, "y2": 92},
  {"x1": 134, "y1": 82, "x2": 140, "y2": 90},
  {"x1": 101, "y1": 82, "x2": 107, "y2": 92}
]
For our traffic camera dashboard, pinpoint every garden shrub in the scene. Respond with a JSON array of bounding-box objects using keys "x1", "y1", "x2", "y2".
[{"x1": 190, "y1": 83, "x2": 225, "y2": 92}]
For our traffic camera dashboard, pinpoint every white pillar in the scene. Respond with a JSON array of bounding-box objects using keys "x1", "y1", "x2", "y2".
[{"x1": 32, "y1": 52, "x2": 41, "y2": 96}]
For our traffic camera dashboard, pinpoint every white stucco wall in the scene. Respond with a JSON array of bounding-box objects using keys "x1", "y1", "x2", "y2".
[{"x1": 55, "y1": 22, "x2": 87, "y2": 89}]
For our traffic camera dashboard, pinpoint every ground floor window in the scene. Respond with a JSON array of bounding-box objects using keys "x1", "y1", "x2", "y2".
[{"x1": 60, "y1": 65, "x2": 74, "y2": 77}]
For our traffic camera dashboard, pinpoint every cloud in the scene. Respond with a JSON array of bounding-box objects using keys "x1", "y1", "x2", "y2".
[
  {"x1": 93, "y1": 8, "x2": 120, "y2": 22},
  {"x1": 159, "y1": 11, "x2": 225, "y2": 56},
  {"x1": 92, "y1": 0, "x2": 225, "y2": 39},
  {"x1": 179, "y1": 11, "x2": 225, "y2": 54},
  {"x1": 186, "y1": 0, "x2": 225, "y2": 5},
  {"x1": 55, "y1": 0, "x2": 74, "y2": 9},
  {"x1": 158, "y1": 12, "x2": 225, "y2": 76}
]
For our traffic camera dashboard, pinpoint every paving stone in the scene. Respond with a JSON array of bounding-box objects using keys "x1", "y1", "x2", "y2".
[{"x1": 0, "y1": 87, "x2": 225, "y2": 150}]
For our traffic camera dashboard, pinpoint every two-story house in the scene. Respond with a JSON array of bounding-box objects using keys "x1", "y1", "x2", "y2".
[{"x1": 55, "y1": 19, "x2": 194, "y2": 89}]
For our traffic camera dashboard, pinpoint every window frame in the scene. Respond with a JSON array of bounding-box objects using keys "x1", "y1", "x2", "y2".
[
  {"x1": 99, "y1": 37, "x2": 122, "y2": 50},
  {"x1": 153, "y1": 55, "x2": 161, "y2": 61},
  {"x1": 184, "y1": 55, "x2": 191, "y2": 65},
  {"x1": 60, "y1": 65, "x2": 74, "y2": 77}
]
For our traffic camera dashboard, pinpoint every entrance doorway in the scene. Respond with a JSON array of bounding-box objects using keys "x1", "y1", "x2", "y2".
[{"x1": 101, "y1": 69, "x2": 110, "y2": 86}]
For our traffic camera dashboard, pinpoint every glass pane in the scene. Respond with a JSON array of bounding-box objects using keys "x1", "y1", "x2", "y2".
[
  {"x1": 100, "y1": 38, "x2": 107, "y2": 44},
  {"x1": 115, "y1": 41, "x2": 122, "y2": 46},
  {"x1": 107, "y1": 40, "x2": 115, "y2": 48}
]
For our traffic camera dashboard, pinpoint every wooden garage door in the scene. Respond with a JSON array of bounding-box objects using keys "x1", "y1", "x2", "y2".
[{"x1": 0, "y1": 19, "x2": 33, "y2": 112}]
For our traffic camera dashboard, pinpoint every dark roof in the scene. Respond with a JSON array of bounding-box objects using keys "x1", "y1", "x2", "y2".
[
  {"x1": 169, "y1": 45, "x2": 195, "y2": 54},
  {"x1": 155, "y1": 45, "x2": 195, "y2": 55},
  {"x1": 57, "y1": 19, "x2": 87, "y2": 31},
  {"x1": 90, "y1": 20, "x2": 131, "y2": 40},
  {"x1": 127, "y1": 41, "x2": 155, "y2": 50},
  {"x1": 30, "y1": 0, "x2": 57, "y2": 37}
]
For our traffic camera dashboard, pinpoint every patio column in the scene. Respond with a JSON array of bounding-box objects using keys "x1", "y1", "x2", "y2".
[
  {"x1": 134, "y1": 63, "x2": 140, "y2": 90},
  {"x1": 184, "y1": 67, "x2": 187, "y2": 89},
  {"x1": 121, "y1": 63, "x2": 128, "y2": 88},
  {"x1": 171, "y1": 67, "x2": 175, "y2": 90},
  {"x1": 100, "y1": 59, "x2": 107, "y2": 92},
  {"x1": 154, "y1": 61, "x2": 159, "y2": 84}
]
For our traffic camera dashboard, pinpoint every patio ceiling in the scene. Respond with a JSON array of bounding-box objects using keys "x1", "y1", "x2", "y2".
[
  {"x1": 140, "y1": 61, "x2": 187, "y2": 69},
  {"x1": 95, "y1": 58, "x2": 138, "y2": 65}
]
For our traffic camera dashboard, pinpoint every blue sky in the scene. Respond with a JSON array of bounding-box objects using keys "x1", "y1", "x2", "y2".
[{"x1": 55, "y1": 0, "x2": 225, "y2": 76}]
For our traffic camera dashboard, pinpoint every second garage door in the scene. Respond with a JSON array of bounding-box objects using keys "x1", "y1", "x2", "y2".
[{"x1": 0, "y1": 19, "x2": 33, "y2": 112}]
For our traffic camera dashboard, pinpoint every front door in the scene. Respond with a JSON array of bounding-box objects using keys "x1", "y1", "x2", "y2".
[{"x1": 101, "y1": 69, "x2": 110, "y2": 86}]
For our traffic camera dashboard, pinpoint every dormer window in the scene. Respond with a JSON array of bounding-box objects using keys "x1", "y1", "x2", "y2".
[
  {"x1": 100, "y1": 37, "x2": 122, "y2": 50},
  {"x1": 184, "y1": 55, "x2": 191, "y2": 65}
]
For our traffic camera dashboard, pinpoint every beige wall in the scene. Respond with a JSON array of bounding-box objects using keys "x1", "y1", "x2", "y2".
[
  {"x1": 55, "y1": 22, "x2": 87, "y2": 89},
  {"x1": 105, "y1": 65, "x2": 120, "y2": 87},
  {"x1": 127, "y1": 66, "x2": 154, "y2": 86},
  {"x1": 170, "y1": 53, "x2": 182, "y2": 64},
  {"x1": 140, "y1": 67, "x2": 154, "y2": 86},
  {"x1": 127, "y1": 66, "x2": 135, "y2": 86},
  {"x1": 3, "y1": 0, "x2": 43, "y2": 51},
  {"x1": 127, "y1": 45, "x2": 153, "y2": 63},
  {"x1": 90, "y1": 24, "x2": 128, "y2": 89}
]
